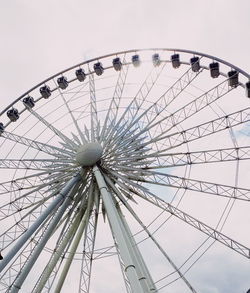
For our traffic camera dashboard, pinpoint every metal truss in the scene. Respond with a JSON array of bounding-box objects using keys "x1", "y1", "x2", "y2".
[
  {"x1": 28, "y1": 108, "x2": 78, "y2": 151},
  {"x1": 0, "y1": 220, "x2": 52, "y2": 292},
  {"x1": 0, "y1": 158, "x2": 74, "y2": 171},
  {"x1": 120, "y1": 194, "x2": 197, "y2": 293},
  {"x1": 153, "y1": 146, "x2": 250, "y2": 167},
  {"x1": 144, "y1": 171, "x2": 250, "y2": 201},
  {"x1": 114, "y1": 166, "x2": 250, "y2": 202},
  {"x1": 35, "y1": 207, "x2": 80, "y2": 292},
  {"x1": 104, "y1": 62, "x2": 167, "y2": 148},
  {"x1": 152, "y1": 106, "x2": 250, "y2": 151},
  {"x1": 1, "y1": 131, "x2": 68, "y2": 158},
  {"x1": 79, "y1": 207, "x2": 98, "y2": 292},
  {"x1": 100, "y1": 54, "x2": 129, "y2": 141},
  {"x1": 127, "y1": 66, "x2": 203, "y2": 132},
  {"x1": 145, "y1": 77, "x2": 233, "y2": 135},
  {"x1": 88, "y1": 71, "x2": 98, "y2": 141},
  {"x1": 137, "y1": 188, "x2": 250, "y2": 259},
  {"x1": 55, "y1": 82, "x2": 88, "y2": 145}
]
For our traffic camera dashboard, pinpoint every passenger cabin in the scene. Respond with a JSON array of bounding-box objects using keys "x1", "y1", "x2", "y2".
[
  {"x1": 23, "y1": 96, "x2": 35, "y2": 108},
  {"x1": 190, "y1": 57, "x2": 200, "y2": 72},
  {"x1": 75, "y1": 68, "x2": 86, "y2": 82},
  {"x1": 0, "y1": 123, "x2": 4, "y2": 134},
  {"x1": 7, "y1": 108, "x2": 19, "y2": 122},
  {"x1": 113, "y1": 57, "x2": 122, "y2": 71},
  {"x1": 132, "y1": 54, "x2": 140, "y2": 67},
  {"x1": 245, "y1": 81, "x2": 250, "y2": 98},
  {"x1": 57, "y1": 76, "x2": 68, "y2": 89},
  {"x1": 40, "y1": 85, "x2": 51, "y2": 98},
  {"x1": 228, "y1": 70, "x2": 239, "y2": 87},
  {"x1": 209, "y1": 62, "x2": 220, "y2": 78},
  {"x1": 171, "y1": 54, "x2": 180, "y2": 68},
  {"x1": 94, "y1": 62, "x2": 104, "y2": 76},
  {"x1": 152, "y1": 53, "x2": 161, "y2": 67}
]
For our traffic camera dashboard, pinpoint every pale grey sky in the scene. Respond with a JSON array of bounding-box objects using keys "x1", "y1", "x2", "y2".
[
  {"x1": 0, "y1": 1, "x2": 250, "y2": 292},
  {"x1": 1, "y1": 0, "x2": 250, "y2": 107}
]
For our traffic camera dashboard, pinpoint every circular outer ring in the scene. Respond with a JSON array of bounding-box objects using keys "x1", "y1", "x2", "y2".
[{"x1": 1, "y1": 48, "x2": 249, "y2": 118}]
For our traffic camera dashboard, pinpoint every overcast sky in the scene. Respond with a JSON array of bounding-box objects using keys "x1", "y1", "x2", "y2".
[
  {"x1": 1, "y1": 0, "x2": 250, "y2": 108},
  {"x1": 0, "y1": 1, "x2": 250, "y2": 292}
]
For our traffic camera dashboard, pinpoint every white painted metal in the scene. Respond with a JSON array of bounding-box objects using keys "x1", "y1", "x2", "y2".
[
  {"x1": 120, "y1": 191, "x2": 197, "y2": 293},
  {"x1": 93, "y1": 165, "x2": 147, "y2": 293},
  {"x1": 33, "y1": 199, "x2": 87, "y2": 293},
  {"x1": 103, "y1": 174, "x2": 157, "y2": 291},
  {"x1": 28, "y1": 107, "x2": 78, "y2": 150},
  {"x1": 54, "y1": 195, "x2": 93, "y2": 292},
  {"x1": 0, "y1": 174, "x2": 81, "y2": 274},
  {"x1": 10, "y1": 180, "x2": 81, "y2": 292},
  {"x1": 1, "y1": 48, "x2": 250, "y2": 292},
  {"x1": 79, "y1": 207, "x2": 98, "y2": 293},
  {"x1": 1, "y1": 47, "x2": 249, "y2": 119},
  {"x1": 116, "y1": 204, "x2": 158, "y2": 292}
]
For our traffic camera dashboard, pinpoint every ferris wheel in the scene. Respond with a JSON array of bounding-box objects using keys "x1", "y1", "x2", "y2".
[{"x1": 0, "y1": 48, "x2": 250, "y2": 292}]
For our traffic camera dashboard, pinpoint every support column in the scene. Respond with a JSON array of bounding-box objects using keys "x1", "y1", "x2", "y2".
[
  {"x1": 54, "y1": 189, "x2": 94, "y2": 293},
  {"x1": 93, "y1": 165, "x2": 151, "y2": 293},
  {"x1": 116, "y1": 204, "x2": 157, "y2": 292},
  {"x1": 10, "y1": 175, "x2": 81, "y2": 292},
  {"x1": 0, "y1": 174, "x2": 81, "y2": 275},
  {"x1": 104, "y1": 173, "x2": 157, "y2": 292},
  {"x1": 33, "y1": 200, "x2": 87, "y2": 293}
]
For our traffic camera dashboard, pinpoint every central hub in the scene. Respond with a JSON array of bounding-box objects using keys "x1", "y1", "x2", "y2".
[{"x1": 75, "y1": 142, "x2": 103, "y2": 167}]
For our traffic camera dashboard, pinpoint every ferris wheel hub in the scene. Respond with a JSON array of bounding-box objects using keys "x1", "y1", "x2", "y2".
[{"x1": 75, "y1": 142, "x2": 103, "y2": 167}]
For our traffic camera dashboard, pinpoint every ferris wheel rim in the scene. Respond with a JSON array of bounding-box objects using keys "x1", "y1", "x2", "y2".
[{"x1": 1, "y1": 47, "x2": 249, "y2": 118}]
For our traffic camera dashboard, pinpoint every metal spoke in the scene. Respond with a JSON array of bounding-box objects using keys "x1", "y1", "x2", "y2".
[
  {"x1": 10, "y1": 181, "x2": 81, "y2": 293},
  {"x1": 0, "y1": 170, "x2": 74, "y2": 201},
  {"x1": 103, "y1": 63, "x2": 166, "y2": 149},
  {"x1": 0, "y1": 174, "x2": 81, "y2": 274},
  {"x1": 1, "y1": 130, "x2": 71, "y2": 158},
  {"x1": 115, "y1": 188, "x2": 197, "y2": 293},
  {"x1": 116, "y1": 169, "x2": 250, "y2": 201},
  {"x1": 0, "y1": 158, "x2": 74, "y2": 171},
  {"x1": 0, "y1": 195, "x2": 52, "y2": 251},
  {"x1": 35, "y1": 188, "x2": 87, "y2": 292},
  {"x1": 103, "y1": 66, "x2": 204, "y2": 171},
  {"x1": 148, "y1": 146, "x2": 250, "y2": 168},
  {"x1": 0, "y1": 180, "x2": 51, "y2": 216},
  {"x1": 79, "y1": 186, "x2": 99, "y2": 293},
  {"x1": 136, "y1": 188, "x2": 250, "y2": 259},
  {"x1": 100, "y1": 54, "x2": 129, "y2": 141},
  {"x1": 55, "y1": 81, "x2": 88, "y2": 145},
  {"x1": 28, "y1": 108, "x2": 78, "y2": 150},
  {"x1": 118, "y1": 66, "x2": 203, "y2": 138},
  {"x1": 32, "y1": 199, "x2": 87, "y2": 293},
  {"x1": 88, "y1": 70, "x2": 98, "y2": 142},
  {"x1": 0, "y1": 209, "x2": 56, "y2": 291},
  {"x1": 1, "y1": 188, "x2": 82, "y2": 291},
  {"x1": 145, "y1": 106, "x2": 250, "y2": 151},
  {"x1": 142, "y1": 77, "x2": 233, "y2": 136},
  {"x1": 0, "y1": 182, "x2": 71, "y2": 250},
  {"x1": 54, "y1": 191, "x2": 94, "y2": 292}
]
